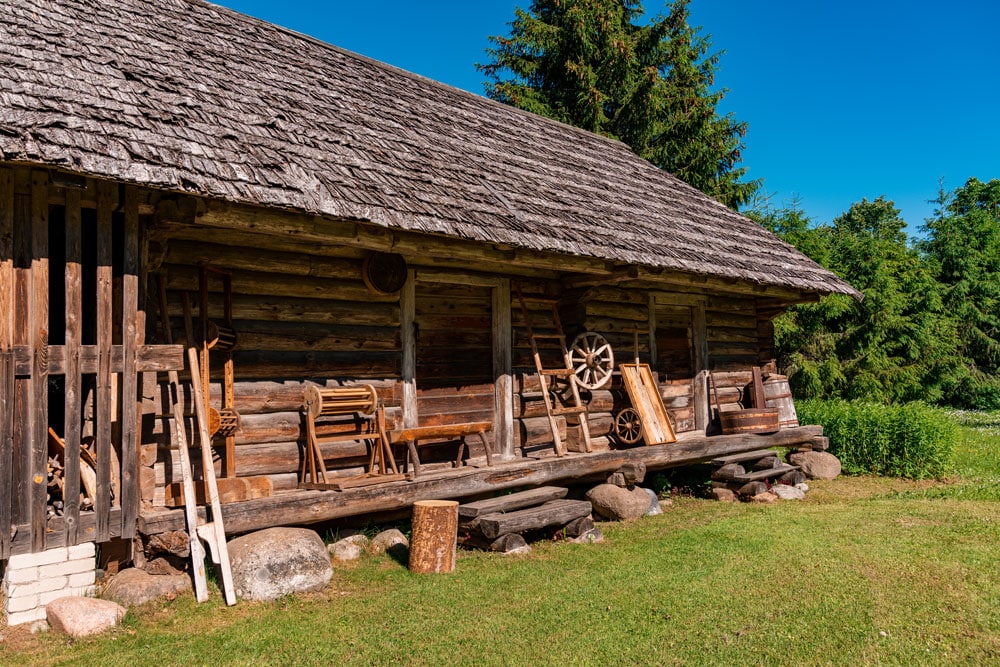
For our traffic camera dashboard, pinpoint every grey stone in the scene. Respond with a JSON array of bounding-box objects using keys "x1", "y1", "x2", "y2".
[
  {"x1": 788, "y1": 451, "x2": 842, "y2": 480},
  {"x1": 570, "y1": 527, "x2": 604, "y2": 544},
  {"x1": 103, "y1": 567, "x2": 192, "y2": 607},
  {"x1": 795, "y1": 482, "x2": 810, "y2": 492},
  {"x1": 712, "y1": 487, "x2": 738, "y2": 502},
  {"x1": 606, "y1": 471, "x2": 627, "y2": 487},
  {"x1": 772, "y1": 485, "x2": 806, "y2": 501},
  {"x1": 229, "y1": 527, "x2": 332, "y2": 601},
  {"x1": 370, "y1": 529, "x2": 408, "y2": 558},
  {"x1": 328, "y1": 534, "x2": 369, "y2": 562},
  {"x1": 586, "y1": 484, "x2": 651, "y2": 521},
  {"x1": 46, "y1": 597, "x2": 125, "y2": 638},
  {"x1": 751, "y1": 491, "x2": 778, "y2": 504},
  {"x1": 641, "y1": 487, "x2": 663, "y2": 516},
  {"x1": 143, "y1": 556, "x2": 186, "y2": 577}
]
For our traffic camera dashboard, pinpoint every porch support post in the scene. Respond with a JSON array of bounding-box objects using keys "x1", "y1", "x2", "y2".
[
  {"x1": 400, "y1": 269, "x2": 417, "y2": 429},
  {"x1": 492, "y1": 278, "x2": 514, "y2": 460}
]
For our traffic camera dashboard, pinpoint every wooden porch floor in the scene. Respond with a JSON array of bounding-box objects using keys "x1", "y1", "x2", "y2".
[{"x1": 138, "y1": 426, "x2": 824, "y2": 538}]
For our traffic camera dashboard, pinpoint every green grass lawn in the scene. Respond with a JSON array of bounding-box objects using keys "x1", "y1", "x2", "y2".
[{"x1": 4, "y1": 415, "x2": 999, "y2": 666}]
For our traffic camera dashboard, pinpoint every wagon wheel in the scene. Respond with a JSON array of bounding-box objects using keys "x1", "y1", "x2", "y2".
[
  {"x1": 614, "y1": 408, "x2": 643, "y2": 445},
  {"x1": 569, "y1": 332, "x2": 614, "y2": 390}
]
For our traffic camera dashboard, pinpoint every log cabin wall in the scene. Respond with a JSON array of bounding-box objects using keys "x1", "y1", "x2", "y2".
[{"x1": 146, "y1": 217, "x2": 405, "y2": 505}]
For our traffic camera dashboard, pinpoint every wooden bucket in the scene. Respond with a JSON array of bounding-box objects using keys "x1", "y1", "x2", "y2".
[
  {"x1": 719, "y1": 408, "x2": 780, "y2": 435},
  {"x1": 763, "y1": 375, "x2": 799, "y2": 428}
]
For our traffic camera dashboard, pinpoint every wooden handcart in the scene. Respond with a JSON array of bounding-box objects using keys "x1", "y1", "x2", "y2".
[{"x1": 612, "y1": 328, "x2": 676, "y2": 446}]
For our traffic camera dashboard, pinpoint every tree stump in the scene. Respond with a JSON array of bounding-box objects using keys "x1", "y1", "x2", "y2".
[{"x1": 409, "y1": 500, "x2": 459, "y2": 574}]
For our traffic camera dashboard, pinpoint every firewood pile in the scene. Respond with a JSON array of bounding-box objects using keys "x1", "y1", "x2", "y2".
[{"x1": 45, "y1": 428, "x2": 117, "y2": 519}]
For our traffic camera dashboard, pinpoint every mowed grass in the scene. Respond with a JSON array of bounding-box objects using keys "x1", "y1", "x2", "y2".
[{"x1": 4, "y1": 416, "x2": 999, "y2": 666}]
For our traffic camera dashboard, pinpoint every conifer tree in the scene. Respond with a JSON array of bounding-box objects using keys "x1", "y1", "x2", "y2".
[{"x1": 479, "y1": 0, "x2": 757, "y2": 209}]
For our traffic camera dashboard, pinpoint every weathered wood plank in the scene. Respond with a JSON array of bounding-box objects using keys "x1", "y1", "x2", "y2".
[
  {"x1": 400, "y1": 270, "x2": 417, "y2": 428},
  {"x1": 120, "y1": 186, "x2": 140, "y2": 539},
  {"x1": 95, "y1": 181, "x2": 115, "y2": 542},
  {"x1": 0, "y1": 167, "x2": 13, "y2": 559},
  {"x1": 29, "y1": 170, "x2": 48, "y2": 552},
  {"x1": 11, "y1": 168, "x2": 31, "y2": 531},
  {"x1": 63, "y1": 187, "x2": 83, "y2": 545},
  {"x1": 458, "y1": 486, "x2": 568, "y2": 520},
  {"x1": 11, "y1": 343, "x2": 184, "y2": 375}
]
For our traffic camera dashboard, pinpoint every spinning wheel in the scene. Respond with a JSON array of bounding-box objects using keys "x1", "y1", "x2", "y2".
[{"x1": 569, "y1": 332, "x2": 614, "y2": 389}]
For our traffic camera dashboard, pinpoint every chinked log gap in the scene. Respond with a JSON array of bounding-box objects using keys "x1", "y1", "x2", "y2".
[{"x1": 137, "y1": 425, "x2": 825, "y2": 538}]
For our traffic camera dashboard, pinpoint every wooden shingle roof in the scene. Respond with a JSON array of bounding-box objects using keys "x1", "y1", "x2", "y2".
[{"x1": 0, "y1": 0, "x2": 858, "y2": 298}]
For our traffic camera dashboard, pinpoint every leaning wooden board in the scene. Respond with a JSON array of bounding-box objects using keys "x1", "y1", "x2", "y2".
[{"x1": 619, "y1": 364, "x2": 676, "y2": 445}]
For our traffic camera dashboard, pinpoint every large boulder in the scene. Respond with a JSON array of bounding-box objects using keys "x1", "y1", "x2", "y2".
[
  {"x1": 228, "y1": 528, "x2": 332, "y2": 601},
  {"x1": 641, "y1": 487, "x2": 663, "y2": 516},
  {"x1": 788, "y1": 451, "x2": 842, "y2": 480},
  {"x1": 103, "y1": 567, "x2": 192, "y2": 607},
  {"x1": 586, "y1": 484, "x2": 650, "y2": 521},
  {"x1": 46, "y1": 597, "x2": 125, "y2": 638}
]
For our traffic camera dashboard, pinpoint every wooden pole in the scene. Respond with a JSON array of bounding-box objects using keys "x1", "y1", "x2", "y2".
[{"x1": 408, "y1": 499, "x2": 458, "y2": 574}]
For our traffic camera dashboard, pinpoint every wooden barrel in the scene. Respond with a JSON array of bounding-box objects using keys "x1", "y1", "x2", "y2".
[
  {"x1": 719, "y1": 408, "x2": 780, "y2": 435},
  {"x1": 763, "y1": 375, "x2": 799, "y2": 428}
]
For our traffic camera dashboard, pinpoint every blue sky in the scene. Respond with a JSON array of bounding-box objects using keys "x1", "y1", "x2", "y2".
[{"x1": 214, "y1": 0, "x2": 999, "y2": 233}]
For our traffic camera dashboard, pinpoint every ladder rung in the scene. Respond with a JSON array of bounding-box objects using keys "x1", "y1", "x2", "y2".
[
  {"x1": 519, "y1": 296, "x2": 558, "y2": 305},
  {"x1": 539, "y1": 369, "x2": 574, "y2": 376},
  {"x1": 532, "y1": 333, "x2": 565, "y2": 340},
  {"x1": 551, "y1": 406, "x2": 587, "y2": 416}
]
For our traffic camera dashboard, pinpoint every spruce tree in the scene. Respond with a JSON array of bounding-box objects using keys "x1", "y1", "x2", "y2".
[{"x1": 479, "y1": 0, "x2": 757, "y2": 209}]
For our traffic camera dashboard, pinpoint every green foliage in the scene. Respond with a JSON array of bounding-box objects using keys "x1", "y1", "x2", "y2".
[
  {"x1": 479, "y1": 0, "x2": 758, "y2": 208},
  {"x1": 797, "y1": 399, "x2": 957, "y2": 479}
]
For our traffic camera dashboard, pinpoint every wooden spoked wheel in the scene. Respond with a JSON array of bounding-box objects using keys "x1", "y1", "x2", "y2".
[
  {"x1": 614, "y1": 408, "x2": 643, "y2": 445},
  {"x1": 569, "y1": 332, "x2": 614, "y2": 389}
]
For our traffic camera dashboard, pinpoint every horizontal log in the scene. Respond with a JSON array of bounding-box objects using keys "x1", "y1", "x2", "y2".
[
  {"x1": 514, "y1": 389, "x2": 614, "y2": 418},
  {"x1": 160, "y1": 238, "x2": 365, "y2": 279},
  {"x1": 164, "y1": 292, "x2": 399, "y2": 327},
  {"x1": 233, "y1": 322, "x2": 400, "y2": 353},
  {"x1": 458, "y1": 486, "x2": 569, "y2": 520},
  {"x1": 163, "y1": 264, "x2": 397, "y2": 303},
  {"x1": 137, "y1": 426, "x2": 826, "y2": 537},
  {"x1": 516, "y1": 416, "x2": 567, "y2": 449},
  {"x1": 14, "y1": 344, "x2": 183, "y2": 375},
  {"x1": 584, "y1": 302, "x2": 648, "y2": 322},
  {"x1": 477, "y1": 499, "x2": 593, "y2": 540},
  {"x1": 151, "y1": 378, "x2": 399, "y2": 415}
]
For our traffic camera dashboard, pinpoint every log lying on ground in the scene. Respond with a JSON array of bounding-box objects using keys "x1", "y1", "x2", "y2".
[{"x1": 477, "y1": 499, "x2": 593, "y2": 540}]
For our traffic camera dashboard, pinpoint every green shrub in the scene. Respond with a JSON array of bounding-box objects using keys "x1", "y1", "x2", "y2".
[{"x1": 797, "y1": 399, "x2": 957, "y2": 479}]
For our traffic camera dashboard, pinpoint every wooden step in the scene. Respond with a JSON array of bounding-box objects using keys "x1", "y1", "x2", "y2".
[
  {"x1": 477, "y1": 499, "x2": 593, "y2": 540},
  {"x1": 711, "y1": 449, "x2": 779, "y2": 466},
  {"x1": 459, "y1": 486, "x2": 569, "y2": 520},
  {"x1": 731, "y1": 464, "x2": 799, "y2": 483}
]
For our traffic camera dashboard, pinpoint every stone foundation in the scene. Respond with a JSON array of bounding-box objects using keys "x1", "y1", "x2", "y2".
[{"x1": 2, "y1": 543, "x2": 96, "y2": 627}]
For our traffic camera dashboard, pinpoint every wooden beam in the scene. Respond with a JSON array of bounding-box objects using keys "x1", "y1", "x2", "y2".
[
  {"x1": 63, "y1": 186, "x2": 83, "y2": 545},
  {"x1": 137, "y1": 426, "x2": 825, "y2": 537},
  {"x1": 95, "y1": 181, "x2": 115, "y2": 542},
  {"x1": 120, "y1": 186, "x2": 140, "y2": 539},
  {"x1": 12, "y1": 343, "x2": 184, "y2": 375},
  {"x1": 692, "y1": 302, "x2": 709, "y2": 433},
  {"x1": 11, "y1": 168, "x2": 31, "y2": 538},
  {"x1": 0, "y1": 167, "x2": 13, "y2": 559},
  {"x1": 400, "y1": 269, "x2": 417, "y2": 428},
  {"x1": 29, "y1": 170, "x2": 48, "y2": 552},
  {"x1": 492, "y1": 279, "x2": 514, "y2": 461}
]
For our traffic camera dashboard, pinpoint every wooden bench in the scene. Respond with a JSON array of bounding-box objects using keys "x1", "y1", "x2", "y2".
[{"x1": 388, "y1": 421, "x2": 493, "y2": 478}]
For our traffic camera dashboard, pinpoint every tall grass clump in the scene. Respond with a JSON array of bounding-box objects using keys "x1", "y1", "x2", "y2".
[{"x1": 797, "y1": 399, "x2": 957, "y2": 479}]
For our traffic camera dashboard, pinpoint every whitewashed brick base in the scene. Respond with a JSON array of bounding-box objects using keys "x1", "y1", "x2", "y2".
[{"x1": 3, "y1": 543, "x2": 97, "y2": 626}]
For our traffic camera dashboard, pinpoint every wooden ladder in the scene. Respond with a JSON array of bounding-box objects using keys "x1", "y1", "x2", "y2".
[{"x1": 513, "y1": 283, "x2": 591, "y2": 455}]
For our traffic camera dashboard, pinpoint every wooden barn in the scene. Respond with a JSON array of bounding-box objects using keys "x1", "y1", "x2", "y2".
[{"x1": 0, "y1": 0, "x2": 858, "y2": 570}]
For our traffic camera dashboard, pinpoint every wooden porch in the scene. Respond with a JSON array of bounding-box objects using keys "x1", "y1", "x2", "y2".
[{"x1": 135, "y1": 426, "x2": 825, "y2": 539}]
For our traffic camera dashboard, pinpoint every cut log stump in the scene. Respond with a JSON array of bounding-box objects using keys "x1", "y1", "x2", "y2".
[{"x1": 409, "y1": 500, "x2": 459, "y2": 574}]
